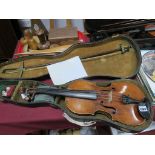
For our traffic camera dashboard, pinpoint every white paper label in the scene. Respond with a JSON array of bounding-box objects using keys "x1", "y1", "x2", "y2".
[
  {"x1": 139, "y1": 106, "x2": 148, "y2": 112},
  {"x1": 47, "y1": 56, "x2": 88, "y2": 85}
]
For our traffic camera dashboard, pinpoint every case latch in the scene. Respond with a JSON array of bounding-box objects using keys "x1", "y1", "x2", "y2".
[{"x1": 120, "y1": 44, "x2": 131, "y2": 54}]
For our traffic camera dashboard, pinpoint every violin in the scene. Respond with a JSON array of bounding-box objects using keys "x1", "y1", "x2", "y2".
[{"x1": 32, "y1": 79, "x2": 150, "y2": 126}]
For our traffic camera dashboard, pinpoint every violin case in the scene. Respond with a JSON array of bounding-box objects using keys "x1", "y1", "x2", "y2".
[
  {"x1": 0, "y1": 35, "x2": 140, "y2": 79},
  {"x1": 0, "y1": 79, "x2": 153, "y2": 133},
  {"x1": 0, "y1": 35, "x2": 153, "y2": 133}
]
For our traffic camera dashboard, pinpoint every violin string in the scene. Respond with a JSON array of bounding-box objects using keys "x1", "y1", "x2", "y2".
[
  {"x1": 97, "y1": 96, "x2": 121, "y2": 100},
  {"x1": 27, "y1": 87, "x2": 124, "y2": 99},
  {"x1": 96, "y1": 92, "x2": 122, "y2": 96},
  {"x1": 97, "y1": 100, "x2": 121, "y2": 102},
  {"x1": 97, "y1": 97, "x2": 121, "y2": 101},
  {"x1": 97, "y1": 94, "x2": 121, "y2": 99},
  {"x1": 99, "y1": 100, "x2": 121, "y2": 103},
  {"x1": 97, "y1": 93, "x2": 122, "y2": 98},
  {"x1": 96, "y1": 93, "x2": 122, "y2": 96},
  {"x1": 97, "y1": 94, "x2": 122, "y2": 98},
  {"x1": 95, "y1": 90, "x2": 122, "y2": 94},
  {"x1": 97, "y1": 94, "x2": 122, "y2": 100},
  {"x1": 29, "y1": 87, "x2": 123, "y2": 96},
  {"x1": 98, "y1": 95, "x2": 121, "y2": 99},
  {"x1": 99, "y1": 101, "x2": 120, "y2": 104},
  {"x1": 98, "y1": 96, "x2": 121, "y2": 99}
]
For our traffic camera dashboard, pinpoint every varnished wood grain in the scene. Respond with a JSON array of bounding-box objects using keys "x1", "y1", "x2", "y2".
[{"x1": 65, "y1": 80, "x2": 145, "y2": 126}]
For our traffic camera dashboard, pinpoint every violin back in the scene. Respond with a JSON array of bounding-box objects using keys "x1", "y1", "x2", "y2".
[{"x1": 0, "y1": 35, "x2": 141, "y2": 79}]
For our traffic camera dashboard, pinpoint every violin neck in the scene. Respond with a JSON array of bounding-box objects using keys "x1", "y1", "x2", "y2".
[{"x1": 35, "y1": 88, "x2": 97, "y2": 100}]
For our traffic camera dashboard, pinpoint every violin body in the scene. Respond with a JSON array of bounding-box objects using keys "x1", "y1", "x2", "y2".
[{"x1": 65, "y1": 80, "x2": 146, "y2": 126}]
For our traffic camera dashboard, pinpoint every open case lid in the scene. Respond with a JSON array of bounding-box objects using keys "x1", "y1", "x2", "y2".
[{"x1": 0, "y1": 35, "x2": 141, "y2": 79}]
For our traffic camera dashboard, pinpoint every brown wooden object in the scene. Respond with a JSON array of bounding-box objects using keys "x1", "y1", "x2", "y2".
[{"x1": 65, "y1": 80, "x2": 145, "y2": 126}]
